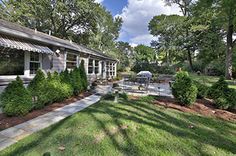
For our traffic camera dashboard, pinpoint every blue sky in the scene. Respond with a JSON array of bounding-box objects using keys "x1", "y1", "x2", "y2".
[
  {"x1": 95, "y1": 0, "x2": 180, "y2": 46},
  {"x1": 102, "y1": 0, "x2": 127, "y2": 16}
]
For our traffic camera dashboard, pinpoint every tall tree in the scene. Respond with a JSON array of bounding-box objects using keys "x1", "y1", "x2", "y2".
[
  {"x1": 193, "y1": 0, "x2": 236, "y2": 79},
  {"x1": 149, "y1": 14, "x2": 186, "y2": 65},
  {"x1": 164, "y1": 0, "x2": 195, "y2": 70}
]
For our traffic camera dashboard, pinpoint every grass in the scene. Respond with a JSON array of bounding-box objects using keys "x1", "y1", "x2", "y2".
[
  {"x1": 1, "y1": 96, "x2": 236, "y2": 156},
  {"x1": 190, "y1": 73, "x2": 236, "y2": 89}
]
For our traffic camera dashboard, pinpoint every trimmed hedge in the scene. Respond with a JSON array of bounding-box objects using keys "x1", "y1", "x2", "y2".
[
  {"x1": 1, "y1": 76, "x2": 32, "y2": 116},
  {"x1": 172, "y1": 71, "x2": 197, "y2": 105}
]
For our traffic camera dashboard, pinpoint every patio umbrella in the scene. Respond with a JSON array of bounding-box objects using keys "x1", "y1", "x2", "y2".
[{"x1": 137, "y1": 71, "x2": 152, "y2": 79}]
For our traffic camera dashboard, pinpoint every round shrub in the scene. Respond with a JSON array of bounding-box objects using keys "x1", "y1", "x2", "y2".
[
  {"x1": 1, "y1": 76, "x2": 32, "y2": 116},
  {"x1": 172, "y1": 71, "x2": 197, "y2": 105},
  {"x1": 207, "y1": 77, "x2": 236, "y2": 110},
  {"x1": 194, "y1": 81, "x2": 208, "y2": 99},
  {"x1": 207, "y1": 76, "x2": 228, "y2": 99},
  {"x1": 226, "y1": 89, "x2": 236, "y2": 110},
  {"x1": 215, "y1": 97, "x2": 230, "y2": 110}
]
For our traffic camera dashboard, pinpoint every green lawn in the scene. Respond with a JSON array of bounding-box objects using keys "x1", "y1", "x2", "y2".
[
  {"x1": 190, "y1": 73, "x2": 236, "y2": 89},
  {"x1": 1, "y1": 96, "x2": 236, "y2": 156}
]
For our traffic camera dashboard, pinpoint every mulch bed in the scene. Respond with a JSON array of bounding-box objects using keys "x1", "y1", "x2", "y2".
[
  {"x1": 0, "y1": 92, "x2": 92, "y2": 131},
  {"x1": 153, "y1": 96, "x2": 236, "y2": 122}
]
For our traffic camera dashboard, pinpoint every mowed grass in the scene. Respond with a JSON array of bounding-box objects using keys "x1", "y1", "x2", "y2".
[
  {"x1": 1, "y1": 96, "x2": 236, "y2": 156},
  {"x1": 190, "y1": 73, "x2": 236, "y2": 89}
]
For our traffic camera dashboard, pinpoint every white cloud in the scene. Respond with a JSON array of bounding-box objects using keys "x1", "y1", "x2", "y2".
[
  {"x1": 94, "y1": 0, "x2": 104, "y2": 3},
  {"x1": 117, "y1": 0, "x2": 181, "y2": 46}
]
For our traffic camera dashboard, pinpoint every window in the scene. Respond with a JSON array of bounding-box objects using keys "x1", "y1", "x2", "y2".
[
  {"x1": 95, "y1": 60, "x2": 99, "y2": 74},
  {"x1": 66, "y1": 53, "x2": 77, "y2": 69},
  {"x1": 88, "y1": 59, "x2": 93, "y2": 74},
  {"x1": 30, "y1": 52, "x2": 41, "y2": 75},
  {"x1": 0, "y1": 49, "x2": 24, "y2": 75}
]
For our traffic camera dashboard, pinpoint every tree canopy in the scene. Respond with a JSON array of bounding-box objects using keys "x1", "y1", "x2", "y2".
[{"x1": 0, "y1": 0, "x2": 122, "y2": 58}]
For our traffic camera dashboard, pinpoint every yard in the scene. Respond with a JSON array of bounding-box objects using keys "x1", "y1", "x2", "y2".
[
  {"x1": 1, "y1": 96, "x2": 236, "y2": 156},
  {"x1": 190, "y1": 73, "x2": 236, "y2": 89}
]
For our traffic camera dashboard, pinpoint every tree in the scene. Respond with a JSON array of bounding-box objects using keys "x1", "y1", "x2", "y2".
[
  {"x1": 164, "y1": 0, "x2": 195, "y2": 70},
  {"x1": 149, "y1": 15, "x2": 186, "y2": 65},
  {"x1": 115, "y1": 41, "x2": 134, "y2": 71},
  {"x1": 0, "y1": 0, "x2": 122, "y2": 59},
  {"x1": 134, "y1": 45, "x2": 156, "y2": 63},
  {"x1": 193, "y1": 0, "x2": 236, "y2": 79}
]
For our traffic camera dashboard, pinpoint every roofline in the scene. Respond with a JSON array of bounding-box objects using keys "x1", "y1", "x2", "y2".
[{"x1": 0, "y1": 20, "x2": 117, "y2": 62}]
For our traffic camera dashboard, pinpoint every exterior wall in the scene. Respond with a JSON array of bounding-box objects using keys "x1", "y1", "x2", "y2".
[
  {"x1": 0, "y1": 47, "x2": 117, "y2": 94},
  {"x1": 42, "y1": 53, "x2": 52, "y2": 73},
  {"x1": 52, "y1": 51, "x2": 65, "y2": 73}
]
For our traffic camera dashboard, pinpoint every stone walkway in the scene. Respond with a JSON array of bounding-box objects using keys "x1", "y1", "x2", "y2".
[{"x1": 0, "y1": 85, "x2": 111, "y2": 151}]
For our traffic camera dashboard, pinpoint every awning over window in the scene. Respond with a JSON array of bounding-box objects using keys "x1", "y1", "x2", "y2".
[{"x1": 0, "y1": 35, "x2": 54, "y2": 54}]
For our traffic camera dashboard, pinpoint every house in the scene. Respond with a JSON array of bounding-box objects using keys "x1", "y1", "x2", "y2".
[{"x1": 0, "y1": 19, "x2": 117, "y2": 93}]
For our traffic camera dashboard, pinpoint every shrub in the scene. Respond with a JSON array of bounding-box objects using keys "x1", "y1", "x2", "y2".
[
  {"x1": 119, "y1": 92, "x2": 128, "y2": 100},
  {"x1": 28, "y1": 69, "x2": 47, "y2": 109},
  {"x1": 112, "y1": 83, "x2": 119, "y2": 88},
  {"x1": 215, "y1": 97, "x2": 230, "y2": 110},
  {"x1": 43, "y1": 79, "x2": 73, "y2": 103},
  {"x1": 193, "y1": 81, "x2": 208, "y2": 99},
  {"x1": 1, "y1": 76, "x2": 32, "y2": 116},
  {"x1": 28, "y1": 70, "x2": 73, "y2": 109},
  {"x1": 28, "y1": 69, "x2": 45, "y2": 91},
  {"x1": 225, "y1": 88, "x2": 236, "y2": 110},
  {"x1": 103, "y1": 93, "x2": 115, "y2": 100},
  {"x1": 207, "y1": 76, "x2": 228, "y2": 99},
  {"x1": 79, "y1": 60, "x2": 88, "y2": 91},
  {"x1": 207, "y1": 77, "x2": 236, "y2": 110},
  {"x1": 172, "y1": 71, "x2": 197, "y2": 105},
  {"x1": 60, "y1": 69, "x2": 72, "y2": 86},
  {"x1": 70, "y1": 67, "x2": 83, "y2": 95}
]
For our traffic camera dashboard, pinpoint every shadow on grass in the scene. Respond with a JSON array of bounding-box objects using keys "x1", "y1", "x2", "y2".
[
  {"x1": 1, "y1": 116, "x2": 72, "y2": 156},
  {"x1": 93, "y1": 99, "x2": 236, "y2": 155},
  {"x1": 2, "y1": 97, "x2": 236, "y2": 156}
]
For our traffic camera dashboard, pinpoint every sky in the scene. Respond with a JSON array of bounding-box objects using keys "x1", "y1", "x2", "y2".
[{"x1": 95, "y1": 0, "x2": 181, "y2": 46}]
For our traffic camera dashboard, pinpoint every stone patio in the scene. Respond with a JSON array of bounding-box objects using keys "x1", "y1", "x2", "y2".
[
  {"x1": 0, "y1": 85, "x2": 111, "y2": 151},
  {"x1": 117, "y1": 81, "x2": 173, "y2": 97}
]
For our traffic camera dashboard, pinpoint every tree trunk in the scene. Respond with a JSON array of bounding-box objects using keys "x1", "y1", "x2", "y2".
[
  {"x1": 186, "y1": 27, "x2": 193, "y2": 71},
  {"x1": 187, "y1": 48, "x2": 193, "y2": 71},
  {"x1": 225, "y1": 23, "x2": 234, "y2": 80}
]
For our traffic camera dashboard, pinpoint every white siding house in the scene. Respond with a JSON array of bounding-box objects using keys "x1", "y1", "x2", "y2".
[{"x1": 0, "y1": 19, "x2": 117, "y2": 93}]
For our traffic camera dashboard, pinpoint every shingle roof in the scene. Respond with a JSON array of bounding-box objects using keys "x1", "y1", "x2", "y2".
[{"x1": 0, "y1": 19, "x2": 116, "y2": 61}]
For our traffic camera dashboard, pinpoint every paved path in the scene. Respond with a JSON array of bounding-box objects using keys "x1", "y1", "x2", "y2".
[{"x1": 0, "y1": 85, "x2": 111, "y2": 151}]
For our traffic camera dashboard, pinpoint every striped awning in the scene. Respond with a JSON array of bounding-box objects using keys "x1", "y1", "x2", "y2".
[{"x1": 0, "y1": 35, "x2": 54, "y2": 54}]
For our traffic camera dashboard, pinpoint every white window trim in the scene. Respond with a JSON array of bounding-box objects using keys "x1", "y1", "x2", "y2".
[
  {"x1": 29, "y1": 52, "x2": 42, "y2": 76},
  {"x1": 0, "y1": 51, "x2": 40, "y2": 79},
  {"x1": 65, "y1": 52, "x2": 79, "y2": 70}
]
